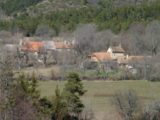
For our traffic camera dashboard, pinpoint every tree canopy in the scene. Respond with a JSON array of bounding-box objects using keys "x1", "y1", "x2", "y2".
[{"x1": 1, "y1": 1, "x2": 160, "y2": 35}]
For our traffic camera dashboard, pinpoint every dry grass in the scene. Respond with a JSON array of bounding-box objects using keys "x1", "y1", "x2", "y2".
[{"x1": 18, "y1": 65, "x2": 60, "y2": 77}]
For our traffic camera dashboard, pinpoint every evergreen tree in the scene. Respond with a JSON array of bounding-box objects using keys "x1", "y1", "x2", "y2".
[
  {"x1": 63, "y1": 72, "x2": 86, "y2": 119},
  {"x1": 17, "y1": 73, "x2": 40, "y2": 103},
  {"x1": 82, "y1": 0, "x2": 88, "y2": 5},
  {"x1": 39, "y1": 97, "x2": 53, "y2": 118},
  {"x1": 52, "y1": 86, "x2": 68, "y2": 120},
  {"x1": 16, "y1": 73, "x2": 42, "y2": 119}
]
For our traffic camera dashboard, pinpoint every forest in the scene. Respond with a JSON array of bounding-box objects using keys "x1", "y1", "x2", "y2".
[
  {"x1": 0, "y1": 0, "x2": 160, "y2": 35},
  {"x1": 0, "y1": 0, "x2": 43, "y2": 15}
]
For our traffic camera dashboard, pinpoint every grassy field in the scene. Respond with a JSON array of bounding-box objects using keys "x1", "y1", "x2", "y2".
[
  {"x1": 38, "y1": 80, "x2": 160, "y2": 119},
  {"x1": 18, "y1": 65, "x2": 60, "y2": 77}
]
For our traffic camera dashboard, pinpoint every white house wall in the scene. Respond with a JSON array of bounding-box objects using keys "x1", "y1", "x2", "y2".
[{"x1": 107, "y1": 47, "x2": 124, "y2": 59}]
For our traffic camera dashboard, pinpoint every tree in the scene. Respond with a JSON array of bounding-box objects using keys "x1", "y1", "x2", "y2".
[
  {"x1": 15, "y1": 73, "x2": 50, "y2": 120},
  {"x1": 144, "y1": 21, "x2": 160, "y2": 56},
  {"x1": 52, "y1": 86, "x2": 68, "y2": 120},
  {"x1": 0, "y1": 55, "x2": 14, "y2": 120},
  {"x1": 145, "y1": 55, "x2": 160, "y2": 81},
  {"x1": 16, "y1": 73, "x2": 40, "y2": 107},
  {"x1": 120, "y1": 23, "x2": 146, "y2": 55},
  {"x1": 145, "y1": 99, "x2": 160, "y2": 120},
  {"x1": 75, "y1": 24, "x2": 97, "y2": 56},
  {"x1": 12, "y1": 87, "x2": 38, "y2": 120},
  {"x1": 82, "y1": 0, "x2": 88, "y2": 5},
  {"x1": 111, "y1": 89, "x2": 142, "y2": 120},
  {"x1": 75, "y1": 24, "x2": 116, "y2": 56},
  {"x1": 63, "y1": 72, "x2": 86, "y2": 119},
  {"x1": 0, "y1": 55, "x2": 41, "y2": 120},
  {"x1": 0, "y1": 31, "x2": 12, "y2": 44},
  {"x1": 35, "y1": 24, "x2": 56, "y2": 39}
]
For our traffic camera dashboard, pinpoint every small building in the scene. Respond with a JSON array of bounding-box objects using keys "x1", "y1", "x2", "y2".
[
  {"x1": 54, "y1": 41, "x2": 73, "y2": 52},
  {"x1": 118, "y1": 55, "x2": 151, "y2": 73},
  {"x1": 107, "y1": 45, "x2": 126, "y2": 59},
  {"x1": 88, "y1": 52, "x2": 112, "y2": 62},
  {"x1": 117, "y1": 56, "x2": 129, "y2": 67},
  {"x1": 87, "y1": 52, "x2": 117, "y2": 71}
]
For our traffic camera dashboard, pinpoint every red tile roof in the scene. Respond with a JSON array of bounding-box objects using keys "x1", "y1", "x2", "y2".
[
  {"x1": 22, "y1": 41, "x2": 44, "y2": 52},
  {"x1": 54, "y1": 41, "x2": 72, "y2": 49},
  {"x1": 117, "y1": 56, "x2": 128, "y2": 64},
  {"x1": 127, "y1": 56, "x2": 151, "y2": 63},
  {"x1": 110, "y1": 46, "x2": 125, "y2": 53},
  {"x1": 118, "y1": 56, "x2": 151, "y2": 64},
  {"x1": 89, "y1": 52, "x2": 112, "y2": 62}
]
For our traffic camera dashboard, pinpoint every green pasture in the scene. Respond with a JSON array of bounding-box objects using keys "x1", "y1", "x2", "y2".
[{"x1": 38, "y1": 80, "x2": 160, "y2": 113}]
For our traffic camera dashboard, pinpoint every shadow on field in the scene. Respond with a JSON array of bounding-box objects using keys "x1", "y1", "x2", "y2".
[{"x1": 93, "y1": 94, "x2": 153, "y2": 100}]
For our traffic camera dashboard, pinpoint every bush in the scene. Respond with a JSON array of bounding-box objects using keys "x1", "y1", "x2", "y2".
[
  {"x1": 144, "y1": 99, "x2": 160, "y2": 120},
  {"x1": 111, "y1": 89, "x2": 142, "y2": 120},
  {"x1": 50, "y1": 69, "x2": 56, "y2": 80}
]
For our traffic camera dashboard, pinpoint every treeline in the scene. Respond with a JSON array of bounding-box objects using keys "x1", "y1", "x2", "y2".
[
  {"x1": 1, "y1": 0, "x2": 160, "y2": 35},
  {"x1": 0, "y1": 0, "x2": 154, "y2": 16},
  {"x1": 0, "y1": 0, "x2": 43, "y2": 15}
]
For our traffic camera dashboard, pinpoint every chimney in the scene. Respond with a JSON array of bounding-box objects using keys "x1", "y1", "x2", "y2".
[
  {"x1": 64, "y1": 40, "x2": 67, "y2": 45},
  {"x1": 19, "y1": 39, "x2": 22, "y2": 46},
  {"x1": 119, "y1": 43, "x2": 122, "y2": 48},
  {"x1": 126, "y1": 54, "x2": 129, "y2": 59}
]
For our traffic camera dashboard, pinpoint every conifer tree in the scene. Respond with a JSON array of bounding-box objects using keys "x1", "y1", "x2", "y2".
[
  {"x1": 17, "y1": 73, "x2": 40, "y2": 103},
  {"x1": 63, "y1": 72, "x2": 86, "y2": 119},
  {"x1": 52, "y1": 85, "x2": 68, "y2": 120},
  {"x1": 16, "y1": 73, "x2": 41, "y2": 119},
  {"x1": 82, "y1": 0, "x2": 88, "y2": 5}
]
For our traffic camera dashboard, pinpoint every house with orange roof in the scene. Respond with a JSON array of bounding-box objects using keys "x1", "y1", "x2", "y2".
[
  {"x1": 88, "y1": 52, "x2": 112, "y2": 62},
  {"x1": 21, "y1": 41, "x2": 45, "y2": 53},
  {"x1": 54, "y1": 41, "x2": 73, "y2": 52},
  {"x1": 86, "y1": 52, "x2": 117, "y2": 71},
  {"x1": 21, "y1": 40, "x2": 74, "y2": 53},
  {"x1": 85, "y1": 44, "x2": 152, "y2": 72},
  {"x1": 117, "y1": 55, "x2": 151, "y2": 68},
  {"x1": 117, "y1": 55, "x2": 129, "y2": 66},
  {"x1": 107, "y1": 45, "x2": 126, "y2": 60}
]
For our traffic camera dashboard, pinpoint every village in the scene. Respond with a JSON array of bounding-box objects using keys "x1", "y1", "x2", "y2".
[
  {"x1": 2, "y1": 0, "x2": 160, "y2": 119},
  {"x1": 1, "y1": 35, "x2": 151, "y2": 80}
]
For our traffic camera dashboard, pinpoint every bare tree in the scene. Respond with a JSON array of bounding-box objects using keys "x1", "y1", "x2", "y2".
[
  {"x1": 94, "y1": 30, "x2": 117, "y2": 51},
  {"x1": 75, "y1": 24, "x2": 97, "y2": 56},
  {"x1": 12, "y1": 90, "x2": 37, "y2": 120},
  {"x1": 144, "y1": 20, "x2": 160, "y2": 56},
  {"x1": 145, "y1": 99, "x2": 160, "y2": 120},
  {"x1": 75, "y1": 24, "x2": 116, "y2": 56},
  {"x1": 0, "y1": 31, "x2": 12, "y2": 44},
  {"x1": 0, "y1": 54, "x2": 14, "y2": 120},
  {"x1": 35, "y1": 24, "x2": 56, "y2": 40},
  {"x1": 146, "y1": 55, "x2": 160, "y2": 81},
  {"x1": 111, "y1": 89, "x2": 142, "y2": 120},
  {"x1": 120, "y1": 23, "x2": 146, "y2": 55}
]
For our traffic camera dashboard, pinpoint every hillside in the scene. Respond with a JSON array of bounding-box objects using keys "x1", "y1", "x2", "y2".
[
  {"x1": 27, "y1": 0, "x2": 85, "y2": 16},
  {"x1": 0, "y1": 0, "x2": 156, "y2": 16},
  {"x1": 0, "y1": 0, "x2": 159, "y2": 36},
  {"x1": 0, "y1": 0, "x2": 84, "y2": 16}
]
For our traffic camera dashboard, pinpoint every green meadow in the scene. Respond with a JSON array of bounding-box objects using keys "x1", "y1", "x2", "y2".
[{"x1": 39, "y1": 80, "x2": 160, "y2": 118}]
